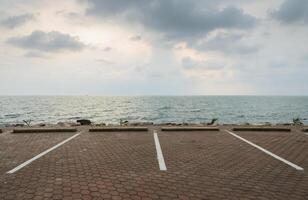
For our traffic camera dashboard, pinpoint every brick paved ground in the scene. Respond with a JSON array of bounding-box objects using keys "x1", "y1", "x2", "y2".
[
  {"x1": 158, "y1": 130, "x2": 307, "y2": 199},
  {"x1": 0, "y1": 127, "x2": 307, "y2": 199},
  {"x1": 0, "y1": 132, "x2": 74, "y2": 175},
  {"x1": 235, "y1": 130, "x2": 308, "y2": 172}
]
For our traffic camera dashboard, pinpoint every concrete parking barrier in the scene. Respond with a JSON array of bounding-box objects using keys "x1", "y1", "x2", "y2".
[
  {"x1": 232, "y1": 127, "x2": 291, "y2": 132},
  {"x1": 89, "y1": 127, "x2": 148, "y2": 132},
  {"x1": 161, "y1": 127, "x2": 219, "y2": 131},
  {"x1": 12, "y1": 128, "x2": 77, "y2": 133}
]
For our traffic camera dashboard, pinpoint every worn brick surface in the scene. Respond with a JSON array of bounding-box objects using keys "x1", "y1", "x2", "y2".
[
  {"x1": 0, "y1": 132, "x2": 74, "y2": 174},
  {"x1": 0, "y1": 129, "x2": 307, "y2": 199},
  {"x1": 158, "y1": 130, "x2": 308, "y2": 199},
  {"x1": 235, "y1": 130, "x2": 308, "y2": 171}
]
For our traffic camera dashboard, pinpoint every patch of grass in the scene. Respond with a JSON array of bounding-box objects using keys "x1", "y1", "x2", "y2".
[
  {"x1": 23, "y1": 119, "x2": 32, "y2": 127},
  {"x1": 293, "y1": 117, "x2": 303, "y2": 126},
  {"x1": 207, "y1": 118, "x2": 218, "y2": 125}
]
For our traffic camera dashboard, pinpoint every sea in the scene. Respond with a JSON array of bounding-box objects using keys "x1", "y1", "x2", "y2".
[{"x1": 0, "y1": 96, "x2": 308, "y2": 126}]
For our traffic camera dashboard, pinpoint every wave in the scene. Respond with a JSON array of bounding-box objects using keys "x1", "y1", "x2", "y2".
[{"x1": 4, "y1": 114, "x2": 21, "y2": 118}]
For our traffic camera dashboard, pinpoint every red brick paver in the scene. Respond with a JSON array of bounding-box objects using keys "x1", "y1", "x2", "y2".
[
  {"x1": 0, "y1": 132, "x2": 75, "y2": 175},
  {"x1": 0, "y1": 128, "x2": 307, "y2": 199},
  {"x1": 235, "y1": 131, "x2": 308, "y2": 171},
  {"x1": 158, "y1": 130, "x2": 308, "y2": 199}
]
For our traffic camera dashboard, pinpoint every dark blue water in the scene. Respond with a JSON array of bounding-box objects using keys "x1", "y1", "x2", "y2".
[{"x1": 0, "y1": 96, "x2": 307, "y2": 125}]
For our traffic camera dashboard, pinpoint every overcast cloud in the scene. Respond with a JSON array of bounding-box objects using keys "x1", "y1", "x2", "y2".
[
  {"x1": 0, "y1": 0, "x2": 308, "y2": 95},
  {"x1": 85, "y1": 0, "x2": 257, "y2": 40},
  {"x1": 192, "y1": 32, "x2": 260, "y2": 55},
  {"x1": 271, "y1": 0, "x2": 308, "y2": 24},
  {"x1": 7, "y1": 30, "x2": 86, "y2": 52},
  {"x1": 0, "y1": 13, "x2": 35, "y2": 29}
]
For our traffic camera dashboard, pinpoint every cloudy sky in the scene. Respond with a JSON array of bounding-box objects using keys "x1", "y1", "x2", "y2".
[{"x1": 0, "y1": 0, "x2": 308, "y2": 95}]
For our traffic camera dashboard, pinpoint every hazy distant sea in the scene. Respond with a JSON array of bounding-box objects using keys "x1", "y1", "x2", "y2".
[{"x1": 0, "y1": 96, "x2": 308, "y2": 126}]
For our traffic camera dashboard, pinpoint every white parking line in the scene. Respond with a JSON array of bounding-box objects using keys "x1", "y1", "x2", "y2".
[
  {"x1": 225, "y1": 130, "x2": 304, "y2": 171},
  {"x1": 153, "y1": 131, "x2": 167, "y2": 171},
  {"x1": 7, "y1": 132, "x2": 81, "y2": 174}
]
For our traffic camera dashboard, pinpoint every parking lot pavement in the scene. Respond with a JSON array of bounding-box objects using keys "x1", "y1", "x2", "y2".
[
  {"x1": 234, "y1": 130, "x2": 308, "y2": 170},
  {"x1": 0, "y1": 129, "x2": 307, "y2": 199},
  {"x1": 0, "y1": 131, "x2": 75, "y2": 175},
  {"x1": 158, "y1": 130, "x2": 308, "y2": 199},
  {"x1": 0, "y1": 131, "x2": 162, "y2": 200}
]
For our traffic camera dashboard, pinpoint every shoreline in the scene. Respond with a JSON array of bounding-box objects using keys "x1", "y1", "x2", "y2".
[
  {"x1": 1, "y1": 122, "x2": 307, "y2": 132},
  {"x1": 1, "y1": 121, "x2": 307, "y2": 127},
  {"x1": 0, "y1": 121, "x2": 304, "y2": 128}
]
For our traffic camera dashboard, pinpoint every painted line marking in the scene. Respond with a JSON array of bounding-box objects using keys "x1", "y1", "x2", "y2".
[
  {"x1": 7, "y1": 132, "x2": 81, "y2": 174},
  {"x1": 153, "y1": 131, "x2": 167, "y2": 171},
  {"x1": 225, "y1": 130, "x2": 304, "y2": 171}
]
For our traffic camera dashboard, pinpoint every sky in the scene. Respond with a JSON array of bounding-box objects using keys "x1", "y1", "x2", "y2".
[{"x1": 0, "y1": 0, "x2": 308, "y2": 95}]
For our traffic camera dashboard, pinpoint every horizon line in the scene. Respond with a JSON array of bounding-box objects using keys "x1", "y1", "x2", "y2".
[{"x1": 0, "y1": 94, "x2": 308, "y2": 97}]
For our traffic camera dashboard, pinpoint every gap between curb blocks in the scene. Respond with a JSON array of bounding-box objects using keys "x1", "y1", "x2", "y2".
[{"x1": 225, "y1": 130, "x2": 304, "y2": 171}]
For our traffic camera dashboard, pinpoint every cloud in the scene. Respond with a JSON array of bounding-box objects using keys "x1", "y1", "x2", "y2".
[
  {"x1": 55, "y1": 10, "x2": 84, "y2": 18},
  {"x1": 85, "y1": 0, "x2": 256, "y2": 39},
  {"x1": 181, "y1": 57, "x2": 225, "y2": 70},
  {"x1": 130, "y1": 35, "x2": 142, "y2": 41},
  {"x1": 0, "y1": 13, "x2": 35, "y2": 29},
  {"x1": 24, "y1": 51, "x2": 50, "y2": 59},
  {"x1": 7, "y1": 30, "x2": 86, "y2": 52},
  {"x1": 95, "y1": 59, "x2": 115, "y2": 65},
  {"x1": 102, "y1": 46, "x2": 112, "y2": 52},
  {"x1": 271, "y1": 0, "x2": 308, "y2": 24},
  {"x1": 195, "y1": 32, "x2": 260, "y2": 55}
]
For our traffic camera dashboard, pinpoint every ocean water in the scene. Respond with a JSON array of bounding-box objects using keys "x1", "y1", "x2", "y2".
[{"x1": 0, "y1": 96, "x2": 308, "y2": 126}]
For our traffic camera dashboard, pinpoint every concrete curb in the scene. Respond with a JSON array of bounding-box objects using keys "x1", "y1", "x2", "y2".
[
  {"x1": 89, "y1": 127, "x2": 148, "y2": 132},
  {"x1": 12, "y1": 128, "x2": 77, "y2": 133},
  {"x1": 232, "y1": 127, "x2": 291, "y2": 132},
  {"x1": 161, "y1": 127, "x2": 219, "y2": 131}
]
